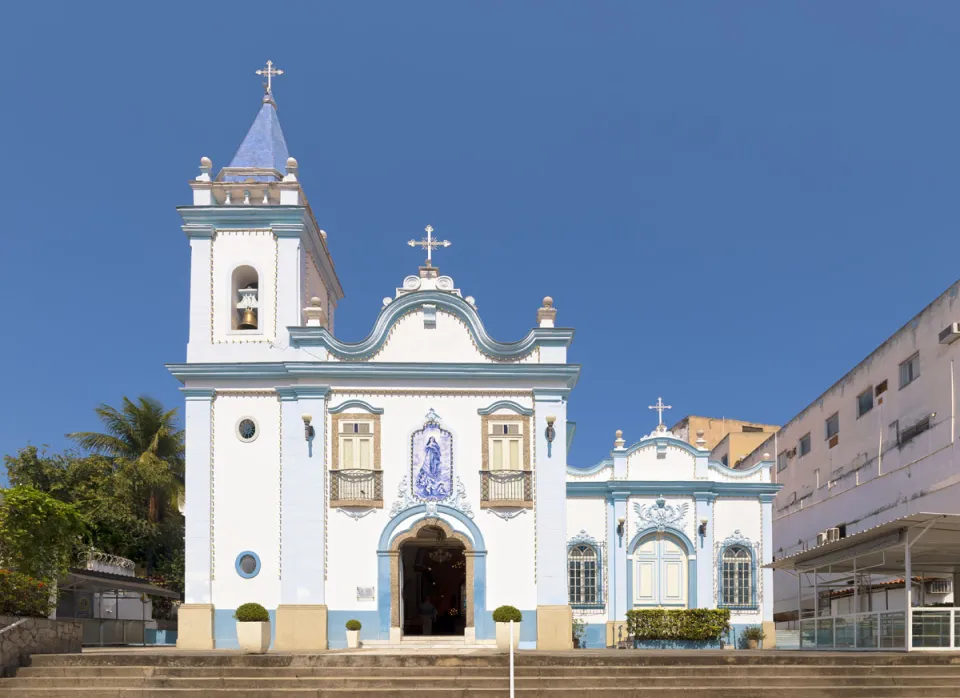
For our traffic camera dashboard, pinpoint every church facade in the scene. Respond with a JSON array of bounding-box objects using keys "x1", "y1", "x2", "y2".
[{"x1": 169, "y1": 76, "x2": 779, "y2": 650}]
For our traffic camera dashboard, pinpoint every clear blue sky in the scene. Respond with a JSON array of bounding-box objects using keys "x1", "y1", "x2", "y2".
[{"x1": 2, "y1": 2, "x2": 958, "y2": 480}]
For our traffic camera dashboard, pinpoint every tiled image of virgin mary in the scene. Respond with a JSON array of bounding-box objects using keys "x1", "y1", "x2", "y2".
[{"x1": 411, "y1": 419, "x2": 453, "y2": 501}]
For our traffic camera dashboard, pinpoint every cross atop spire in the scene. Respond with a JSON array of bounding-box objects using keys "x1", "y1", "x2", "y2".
[
  {"x1": 256, "y1": 60, "x2": 284, "y2": 95},
  {"x1": 407, "y1": 225, "x2": 451, "y2": 267},
  {"x1": 648, "y1": 397, "x2": 672, "y2": 432}
]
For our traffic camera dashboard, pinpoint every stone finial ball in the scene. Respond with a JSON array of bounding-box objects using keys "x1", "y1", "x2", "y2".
[
  {"x1": 615, "y1": 430, "x2": 623, "y2": 438},
  {"x1": 286, "y1": 156, "x2": 299, "y2": 170},
  {"x1": 200, "y1": 156, "x2": 212, "y2": 168},
  {"x1": 763, "y1": 452, "x2": 771, "y2": 459},
  {"x1": 310, "y1": 297, "x2": 322, "y2": 307},
  {"x1": 319, "y1": 229, "x2": 328, "y2": 239},
  {"x1": 542, "y1": 296, "x2": 554, "y2": 307},
  {"x1": 696, "y1": 429, "x2": 705, "y2": 438}
]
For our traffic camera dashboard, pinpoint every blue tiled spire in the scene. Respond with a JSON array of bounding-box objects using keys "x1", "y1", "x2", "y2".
[{"x1": 223, "y1": 92, "x2": 290, "y2": 182}]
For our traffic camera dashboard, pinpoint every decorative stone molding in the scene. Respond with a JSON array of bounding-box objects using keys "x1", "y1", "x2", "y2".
[
  {"x1": 388, "y1": 475, "x2": 474, "y2": 520},
  {"x1": 634, "y1": 496, "x2": 689, "y2": 532}
]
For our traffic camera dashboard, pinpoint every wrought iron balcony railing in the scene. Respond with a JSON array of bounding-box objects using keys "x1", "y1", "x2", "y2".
[
  {"x1": 330, "y1": 469, "x2": 383, "y2": 508},
  {"x1": 480, "y1": 470, "x2": 533, "y2": 508}
]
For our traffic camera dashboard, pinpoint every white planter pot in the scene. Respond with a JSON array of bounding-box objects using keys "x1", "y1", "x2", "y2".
[
  {"x1": 346, "y1": 629, "x2": 360, "y2": 649},
  {"x1": 237, "y1": 621, "x2": 270, "y2": 654},
  {"x1": 495, "y1": 621, "x2": 521, "y2": 651}
]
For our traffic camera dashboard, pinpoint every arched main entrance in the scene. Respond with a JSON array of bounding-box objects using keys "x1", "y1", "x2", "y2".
[
  {"x1": 398, "y1": 525, "x2": 466, "y2": 635},
  {"x1": 388, "y1": 517, "x2": 475, "y2": 639}
]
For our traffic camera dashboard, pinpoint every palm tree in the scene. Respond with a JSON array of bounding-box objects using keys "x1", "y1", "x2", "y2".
[{"x1": 68, "y1": 396, "x2": 185, "y2": 522}]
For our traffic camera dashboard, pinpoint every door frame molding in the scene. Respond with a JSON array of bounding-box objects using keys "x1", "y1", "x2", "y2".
[{"x1": 626, "y1": 525, "x2": 697, "y2": 609}]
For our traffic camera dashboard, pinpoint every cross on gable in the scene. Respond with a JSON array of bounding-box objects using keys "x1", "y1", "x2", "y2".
[
  {"x1": 648, "y1": 397, "x2": 672, "y2": 431},
  {"x1": 407, "y1": 224, "x2": 451, "y2": 266}
]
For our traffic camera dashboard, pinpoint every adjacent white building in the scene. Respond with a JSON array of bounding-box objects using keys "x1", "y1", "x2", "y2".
[{"x1": 740, "y1": 281, "x2": 960, "y2": 621}]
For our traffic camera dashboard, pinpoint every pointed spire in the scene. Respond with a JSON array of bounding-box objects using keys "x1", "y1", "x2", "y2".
[{"x1": 222, "y1": 92, "x2": 290, "y2": 182}]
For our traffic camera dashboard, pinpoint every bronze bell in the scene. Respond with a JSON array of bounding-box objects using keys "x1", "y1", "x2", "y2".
[{"x1": 239, "y1": 308, "x2": 258, "y2": 330}]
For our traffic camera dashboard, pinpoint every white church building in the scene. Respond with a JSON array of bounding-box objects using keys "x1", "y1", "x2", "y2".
[{"x1": 169, "y1": 69, "x2": 780, "y2": 650}]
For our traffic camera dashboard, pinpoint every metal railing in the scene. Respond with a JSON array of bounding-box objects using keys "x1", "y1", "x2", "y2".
[
  {"x1": 480, "y1": 470, "x2": 532, "y2": 505},
  {"x1": 330, "y1": 469, "x2": 383, "y2": 505},
  {"x1": 912, "y1": 608, "x2": 960, "y2": 649}
]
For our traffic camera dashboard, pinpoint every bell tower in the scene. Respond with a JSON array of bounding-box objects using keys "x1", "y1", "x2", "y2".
[{"x1": 180, "y1": 63, "x2": 343, "y2": 363}]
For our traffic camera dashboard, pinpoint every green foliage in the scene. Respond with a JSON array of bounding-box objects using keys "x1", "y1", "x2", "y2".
[
  {"x1": 0, "y1": 569, "x2": 55, "y2": 618},
  {"x1": 626, "y1": 609, "x2": 731, "y2": 642},
  {"x1": 234, "y1": 603, "x2": 269, "y2": 623},
  {"x1": 571, "y1": 617, "x2": 586, "y2": 640},
  {"x1": 0, "y1": 486, "x2": 86, "y2": 580},
  {"x1": 492, "y1": 605, "x2": 523, "y2": 623},
  {"x1": 741, "y1": 624, "x2": 766, "y2": 642},
  {"x1": 345, "y1": 619, "x2": 362, "y2": 631}
]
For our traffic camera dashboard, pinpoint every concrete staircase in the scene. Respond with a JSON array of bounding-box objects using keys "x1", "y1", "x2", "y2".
[{"x1": 5, "y1": 651, "x2": 960, "y2": 696}]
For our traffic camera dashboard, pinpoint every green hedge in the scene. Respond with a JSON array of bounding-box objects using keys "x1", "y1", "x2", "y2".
[
  {"x1": 626, "y1": 609, "x2": 730, "y2": 641},
  {"x1": 234, "y1": 602, "x2": 269, "y2": 623},
  {"x1": 0, "y1": 569, "x2": 54, "y2": 618}
]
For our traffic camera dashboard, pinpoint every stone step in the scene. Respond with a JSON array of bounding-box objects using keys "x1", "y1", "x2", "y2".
[
  {"x1": 9, "y1": 675, "x2": 960, "y2": 689},
  {"x1": 3, "y1": 686, "x2": 960, "y2": 697},
  {"x1": 28, "y1": 652, "x2": 960, "y2": 668},
  {"x1": 19, "y1": 665, "x2": 960, "y2": 678}
]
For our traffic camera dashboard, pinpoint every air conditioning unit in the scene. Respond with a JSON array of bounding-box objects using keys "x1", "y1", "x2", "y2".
[
  {"x1": 940, "y1": 323, "x2": 960, "y2": 345},
  {"x1": 786, "y1": 447, "x2": 797, "y2": 458},
  {"x1": 817, "y1": 532, "x2": 828, "y2": 546},
  {"x1": 826, "y1": 527, "x2": 841, "y2": 542},
  {"x1": 927, "y1": 579, "x2": 952, "y2": 595}
]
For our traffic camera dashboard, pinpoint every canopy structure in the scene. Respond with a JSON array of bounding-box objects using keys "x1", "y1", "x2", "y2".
[
  {"x1": 59, "y1": 568, "x2": 180, "y2": 599},
  {"x1": 767, "y1": 513, "x2": 960, "y2": 651}
]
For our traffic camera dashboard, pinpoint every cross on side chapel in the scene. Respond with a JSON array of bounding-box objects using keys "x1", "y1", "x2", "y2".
[
  {"x1": 649, "y1": 396, "x2": 672, "y2": 433},
  {"x1": 407, "y1": 225, "x2": 451, "y2": 267}
]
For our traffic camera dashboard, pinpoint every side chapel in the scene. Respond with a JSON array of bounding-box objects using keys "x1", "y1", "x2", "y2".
[{"x1": 169, "y1": 68, "x2": 779, "y2": 650}]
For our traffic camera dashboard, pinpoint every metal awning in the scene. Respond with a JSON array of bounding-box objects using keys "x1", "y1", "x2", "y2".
[
  {"x1": 59, "y1": 568, "x2": 180, "y2": 599},
  {"x1": 767, "y1": 512, "x2": 960, "y2": 575}
]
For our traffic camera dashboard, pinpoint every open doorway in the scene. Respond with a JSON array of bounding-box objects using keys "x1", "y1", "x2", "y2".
[{"x1": 399, "y1": 525, "x2": 467, "y2": 636}]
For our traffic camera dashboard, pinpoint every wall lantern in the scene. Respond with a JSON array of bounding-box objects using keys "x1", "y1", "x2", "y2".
[
  {"x1": 302, "y1": 414, "x2": 315, "y2": 441},
  {"x1": 545, "y1": 415, "x2": 557, "y2": 458}
]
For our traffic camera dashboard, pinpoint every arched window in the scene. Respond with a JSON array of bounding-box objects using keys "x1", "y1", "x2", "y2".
[
  {"x1": 568, "y1": 543, "x2": 600, "y2": 606},
  {"x1": 720, "y1": 545, "x2": 753, "y2": 608},
  {"x1": 232, "y1": 265, "x2": 259, "y2": 330}
]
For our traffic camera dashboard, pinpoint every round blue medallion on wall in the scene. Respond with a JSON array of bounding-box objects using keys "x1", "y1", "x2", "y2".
[{"x1": 235, "y1": 551, "x2": 261, "y2": 579}]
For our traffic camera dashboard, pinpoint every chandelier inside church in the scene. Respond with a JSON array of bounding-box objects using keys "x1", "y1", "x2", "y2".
[{"x1": 428, "y1": 547, "x2": 452, "y2": 563}]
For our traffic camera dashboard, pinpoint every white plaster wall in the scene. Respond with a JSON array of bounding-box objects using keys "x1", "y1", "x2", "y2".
[
  {"x1": 323, "y1": 394, "x2": 538, "y2": 614},
  {"x1": 211, "y1": 393, "x2": 281, "y2": 610},
  {"x1": 627, "y1": 444, "x2": 696, "y2": 481},
  {"x1": 714, "y1": 498, "x2": 763, "y2": 624},
  {"x1": 211, "y1": 231, "x2": 278, "y2": 342}
]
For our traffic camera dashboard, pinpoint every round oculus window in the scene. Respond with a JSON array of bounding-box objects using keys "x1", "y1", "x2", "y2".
[
  {"x1": 235, "y1": 551, "x2": 260, "y2": 578},
  {"x1": 237, "y1": 418, "x2": 258, "y2": 442}
]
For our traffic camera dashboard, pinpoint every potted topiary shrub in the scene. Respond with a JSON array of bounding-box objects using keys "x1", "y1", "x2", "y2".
[
  {"x1": 345, "y1": 619, "x2": 362, "y2": 649},
  {"x1": 742, "y1": 625, "x2": 766, "y2": 650},
  {"x1": 492, "y1": 605, "x2": 522, "y2": 651},
  {"x1": 234, "y1": 603, "x2": 270, "y2": 654}
]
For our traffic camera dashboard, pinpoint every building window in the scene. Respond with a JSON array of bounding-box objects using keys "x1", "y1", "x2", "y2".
[
  {"x1": 857, "y1": 389, "x2": 874, "y2": 418},
  {"x1": 777, "y1": 450, "x2": 789, "y2": 473},
  {"x1": 481, "y1": 415, "x2": 530, "y2": 472},
  {"x1": 235, "y1": 551, "x2": 261, "y2": 579},
  {"x1": 719, "y1": 546, "x2": 754, "y2": 608},
  {"x1": 798, "y1": 433, "x2": 811, "y2": 457},
  {"x1": 338, "y1": 420, "x2": 374, "y2": 469},
  {"x1": 900, "y1": 353, "x2": 920, "y2": 388},
  {"x1": 742, "y1": 425, "x2": 764, "y2": 433},
  {"x1": 236, "y1": 417, "x2": 258, "y2": 443},
  {"x1": 568, "y1": 543, "x2": 600, "y2": 606},
  {"x1": 875, "y1": 380, "x2": 888, "y2": 397},
  {"x1": 900, "y1": 416, "x2": 931, "y2": 446},
  {"x1": 721, "y1": 454, "x2": 728, "y2": 467},
  {"x1": 825, "y1": 413, "x2": 839, "y2": 448}
]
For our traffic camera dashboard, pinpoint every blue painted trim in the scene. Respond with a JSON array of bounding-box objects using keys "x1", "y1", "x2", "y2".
[
  {"x1": 275, "y1": 385, "x2": 330, "y2": 401},
  {"x1": 567, "y1": 536, "x2": 604, "y2": 608},
  {"x1": 329, "y1": 399, "x2": 384, "y2": 414},
  {"x1": 567, "y1": 480, "x2": 782, "y2": 498},
  {"x1": 167, "y1": 361, "x2": 580, "y2": 389},
  {"x1": 180, "y1": 388, "x2": 216, "y2": 400},
  {"x1": 708, "y1": 460, "x2": 776, "y2": 478},
  {"x1": 568, "y1": 459, "x2": 613, "y2": 476},
  {"x1": 377, "y1": 505, "x2": 486, "y2": 551},
  {"x1": 566, "y1": 421, "x2": 577, "y2": 452},
  {"x1": 287, "y1": 291, "x2": 574, "y2": 361},
  {"x1": 622, "y1": 435, "x2": 703, "y2": 459},
  {"x1": 627, "y1": 526, "x2": 697, "y2": 609},
  {"x1": 717, "y1": 540, "x2": 759, "y2": 611},
  {"x1": 477, "y1": 400, "x2": 533, "y2": 416},
  {"x1": 235, "y1": 551, "x2": 261, "y2": 579}
]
